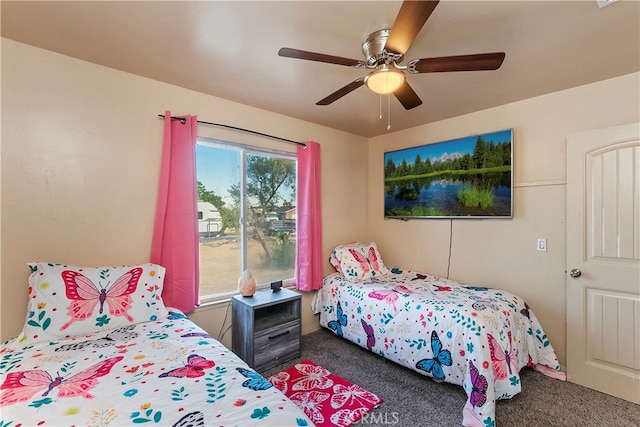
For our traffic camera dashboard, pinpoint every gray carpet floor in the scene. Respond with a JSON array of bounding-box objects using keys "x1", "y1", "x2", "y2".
[{"x1": 261, "y1": 328, "x2": 640, "y2": 427}]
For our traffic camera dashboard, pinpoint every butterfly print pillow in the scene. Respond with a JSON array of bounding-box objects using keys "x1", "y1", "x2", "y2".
[
  {"x1": 332, "y1": 242, "x2": 390, "y2": 281},
  {"x1": 15, "y1": 262, "x2": 168, "y2": 345}
]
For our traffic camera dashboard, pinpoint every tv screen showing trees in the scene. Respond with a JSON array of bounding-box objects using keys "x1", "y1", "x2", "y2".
[{"x1": 384, "y1": 129, "x2": 513, "y2": 218}]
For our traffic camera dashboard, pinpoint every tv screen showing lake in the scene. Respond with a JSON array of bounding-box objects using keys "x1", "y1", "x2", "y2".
[{"x1": 384, "y1": 130, "x2": 513, "y2": 218}]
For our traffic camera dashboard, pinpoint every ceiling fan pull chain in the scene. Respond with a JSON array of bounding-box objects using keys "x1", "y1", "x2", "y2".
[
  {"x1": 387, "y1": 93, "x2": 391, "y2": 131},
  {"x1": 379, "y1": 94, "x2": 383, "y2": 120}
]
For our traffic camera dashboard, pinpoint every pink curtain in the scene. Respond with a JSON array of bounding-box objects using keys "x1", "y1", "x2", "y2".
[
  {"x1": 150, "y1": 111, "x2": 199, "y2": 312},
  {"x1": 295, "y1": 141, "x2": 323, "y2": 291}
]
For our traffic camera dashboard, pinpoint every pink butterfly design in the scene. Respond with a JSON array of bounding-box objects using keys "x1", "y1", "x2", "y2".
[
  {"x1": 393, "y1": 285, "x2": 415, "y2": 294},
  {"x1": 348, "y1": 246, "x2": 384, "y2": 275},
  {"x1": 291, "y1": 362, "x2": 334, "y2": 391},
  {"x1": 330, "y1": 382, "x2": 381, "y2": 409},
  {"x1": 61, "y1": 267, "x2": 142, "y2": 330},
  {"x1": 331, "y1": 407, "x2": 371, "y2": 426},
  {"x1": 368, "y1": 289, "x2": 399, "y2": 310},
  {"x1": 368, "y1": 285, "x2": 416, "y2": 311},
  {"x1": 159, "y1": 354, "x2": 215, "y2": 378},
  {"x1": 348, "y1": 248, "x2": 371, "y2": 275},
  {"x1": 289, "y1": 390, "x2": 330, "y2": 425},
  {"x1": 267, "y1": 371, "x2": 291, "y2": 393},
  {"x1": 487, "y1": 332, "x2": 518, "y2": 380},
  {"x1": 365, "y1": 246, "x2": 383, "y2": 273},
  {"x1": 0, "y1": 356, "x2": 123, "y2": 405}
]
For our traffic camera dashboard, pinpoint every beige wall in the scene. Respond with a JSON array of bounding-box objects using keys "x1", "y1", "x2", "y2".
[
  {"x1": 368, "y1": 72, "x2": 640, "y2": 367},
  {"x1": 0, "y1": 39, "x2": 369, "y2": 344},
  {"x1": 3, "y1": 38, "x2": 639, "y2": 369}
]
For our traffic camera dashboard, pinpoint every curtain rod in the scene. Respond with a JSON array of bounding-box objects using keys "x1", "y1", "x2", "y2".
[{"x1": 157, "y1": 114, "x2": 306, "y2": 147}]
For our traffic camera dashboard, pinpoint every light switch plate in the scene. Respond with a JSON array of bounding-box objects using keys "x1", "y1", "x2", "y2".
[{"x1": 537, "y1": 238, "x2": 547, "y2": 252}]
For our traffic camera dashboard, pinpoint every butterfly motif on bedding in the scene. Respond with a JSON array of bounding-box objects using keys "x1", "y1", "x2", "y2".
[
  {"x1": 464, "y1": 285, "x2": 490, "y2": 292},
  {"x1": 348, "y1": 246, "x2": 383, "y2": 275},
  {"x1": 236, "y1": 367, "x2": 273, "y2": 390},
  {"x1": 361, "y1": 318, "x2": 375, "y2": 350},
  {"x1": 328, "y1": 301, "x2": 347, "y2": 337},
  {"x1": 467, "y1": 360, "x2": 488, "y2": 407},
  {"x1": 0, "y1": 355, "x2": 124, "y2": 405},
  {"x1": 168, "y1": 311, "x2": 188, "y2": 320},
  {"x1": 469, "y1": 295, "x2": 499, "y2": 311},
  {"x1": 55, "y1": 325, "x2": 139, "y2": 352},
  {"x1": 520, "y1": 302, "x2": 531, "y2": 319},
  {"x1": 487, "y1": 332, "x2": 518, "y2": 380},
  {"x1": 172, "y1": 411, "x2": 205, "y2": 427},
  {"x1": 159, "y1": 354, "x2": 215, "y2": 378},
  {"x1": 415, "y1": 330, "x2": 452, "y2": 382},
  {"x1": 368, "y1": 285, "x2": 415, "y2": 311},
  {"x1": 181, "y1": 332, "x2": 212, "y2": 339},
  {"x1": 61, "y1": 267, "x2": 143, "y2": 330}
]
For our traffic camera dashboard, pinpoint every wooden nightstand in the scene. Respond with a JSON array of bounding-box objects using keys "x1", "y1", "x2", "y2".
[{"x1": 231, "y1": 287, "x2": 301, "y2": 372}]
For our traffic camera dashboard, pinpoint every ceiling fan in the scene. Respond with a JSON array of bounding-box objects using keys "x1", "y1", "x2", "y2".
[{"x1": 278, "y1": 0, "x2": 505, "y2": 110}]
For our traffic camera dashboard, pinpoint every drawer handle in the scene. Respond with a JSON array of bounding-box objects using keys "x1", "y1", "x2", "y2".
[{"x1": 268, "y1": 330, "x2": 290, "y2": 340}]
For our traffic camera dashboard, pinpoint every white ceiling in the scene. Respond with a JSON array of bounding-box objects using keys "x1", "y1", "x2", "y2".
[{"x1": 2, "y1": 1, "x2": 638, "y2": 138}]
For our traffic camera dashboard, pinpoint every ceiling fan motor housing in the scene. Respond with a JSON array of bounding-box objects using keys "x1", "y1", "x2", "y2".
[{"x1": 362, "y1": 29, "x2": 403, "y2": 67}]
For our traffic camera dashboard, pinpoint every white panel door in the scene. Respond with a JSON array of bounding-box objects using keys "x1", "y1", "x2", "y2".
[{"x1": 566, "y1": 122, "x2": 640, "y2": 403}]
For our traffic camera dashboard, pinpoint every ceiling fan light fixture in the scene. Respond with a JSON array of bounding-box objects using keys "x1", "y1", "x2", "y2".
[{"x1": 364, "y1": 66, "x2": 405, "y2": 95}]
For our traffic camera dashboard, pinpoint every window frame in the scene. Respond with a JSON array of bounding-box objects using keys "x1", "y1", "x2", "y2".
[{"x1": 196, "y1": 137, "x2": 297, "y2": 303}]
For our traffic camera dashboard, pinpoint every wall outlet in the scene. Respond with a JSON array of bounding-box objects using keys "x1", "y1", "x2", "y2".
[{"x1": 537, "y1": 238, "x2": 547, "y2": 252}]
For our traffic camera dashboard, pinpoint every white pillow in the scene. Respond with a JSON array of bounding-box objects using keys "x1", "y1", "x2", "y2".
[{"x1": 15, "y1": 262, "x2": 168, "y2": 345}]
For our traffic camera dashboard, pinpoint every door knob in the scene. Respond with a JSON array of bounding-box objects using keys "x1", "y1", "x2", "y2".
[{"x1": 569, "y1": 268, "x2": 582, "y2": 278}]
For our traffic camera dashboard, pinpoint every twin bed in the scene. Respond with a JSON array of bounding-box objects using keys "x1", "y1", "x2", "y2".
[
  {"x1": 0, "y1": 262, "x2": 312, "y2": 426},
  {"x1": 2, "y1": 244, "x2": 565, "y2": 427},
  {"x1": 313, "y1": 242, "x2": 565, "y2": 427}
]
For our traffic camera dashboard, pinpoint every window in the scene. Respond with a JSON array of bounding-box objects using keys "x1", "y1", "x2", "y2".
[{"x1": 196, "y1": 138, "x2": 297, "y2": 300}]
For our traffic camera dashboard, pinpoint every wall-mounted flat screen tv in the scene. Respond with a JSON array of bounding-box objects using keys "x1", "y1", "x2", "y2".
[{"x1": 384, "y1": 129, "x2": 513, "y2": 219}]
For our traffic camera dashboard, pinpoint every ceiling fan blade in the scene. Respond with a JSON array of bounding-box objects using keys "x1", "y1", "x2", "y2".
[
  {"x1": 394, "y1": 81, "x2": 423, "y2": 110},
  {"x1": 385, "y1": 0, "x2": 439, "y2": 55},
  {"x1": 316, "y1": 78, "x2": 365, "y2": 105},
  {"x1": 409, "y1": 52, "x2": 506, "y2": 73},
  {"x1": 278, "y1": 47, "x2": 364, "y2": 67}
]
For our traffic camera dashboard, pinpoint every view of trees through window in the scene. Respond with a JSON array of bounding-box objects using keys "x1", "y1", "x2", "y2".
[{"x1": 196, "y1": 141, "x2": 296, "y2": 298}]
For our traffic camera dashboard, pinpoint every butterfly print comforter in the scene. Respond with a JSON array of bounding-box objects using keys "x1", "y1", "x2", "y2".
[
  {"x1": 0, "y1": 311, "x2": 312, "y2": 427},
  {"x1": 315, "y1": 270, "x2": 566, "y2": 427}
]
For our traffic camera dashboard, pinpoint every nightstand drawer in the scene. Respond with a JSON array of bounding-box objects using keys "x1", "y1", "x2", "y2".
[
  {"x1": 232, "y1": 288, "x2": 302, "y2": 371},
  {"x1": 254, "y1": 321, "x2": 300, "y2": 370}
]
